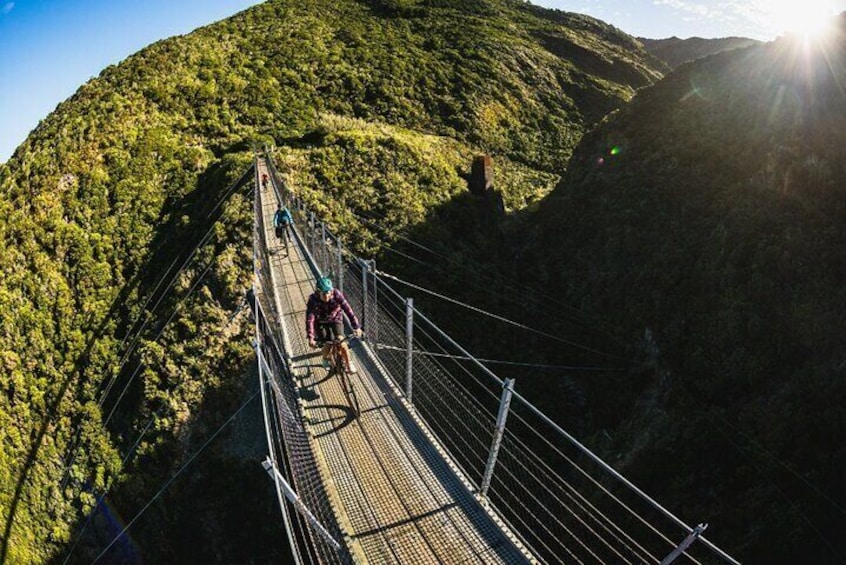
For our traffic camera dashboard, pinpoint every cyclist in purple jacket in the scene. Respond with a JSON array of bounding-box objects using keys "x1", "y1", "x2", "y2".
[{"x1": 306, "y1": 276, "x2": 362, "y2": 372}]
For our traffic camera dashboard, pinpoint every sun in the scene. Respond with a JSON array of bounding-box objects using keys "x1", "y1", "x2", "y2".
[{"x1": 768, "y1": 0, "x2": 841, "y2": 39}]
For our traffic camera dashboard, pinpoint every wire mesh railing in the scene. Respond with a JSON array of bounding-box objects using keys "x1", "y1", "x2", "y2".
[{"x1": 261, "y1": 153, "x2": 738, "y2": 565}]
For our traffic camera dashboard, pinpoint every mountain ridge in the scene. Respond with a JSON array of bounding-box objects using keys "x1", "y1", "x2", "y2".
[{"x1": 638, "y1": 35, "x2": 760, "y2": 69}]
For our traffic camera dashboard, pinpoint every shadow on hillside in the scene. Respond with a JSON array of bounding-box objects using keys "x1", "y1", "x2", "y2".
[
  {"x1": 54, "y1": 359, "x2": 290, "y2": 564},
  {"x1": 98, "y1": 161, "x2": 253, "y2": 440},
  {"x1": 46, "y1": 155, "x2": 292, "y2": 563},
  {"x1": 535, "y1": 32, "x2": 653, "y2": 90},
  {"x1": 532, "y1": 31, "x2": 652, "y2": 126},
  {"x1": 1, "y1": 159, "x2": 245, "y2": 562},
  {"x1": 0, "y1": 153, "x2": 290, "y2": 564},
  {"x1": 0, "y1": 158, "x2": 232, "y2": 563}
]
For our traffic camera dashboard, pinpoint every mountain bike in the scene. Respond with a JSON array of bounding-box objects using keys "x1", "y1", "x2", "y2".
[{"x1": 316, "y1": 334, "x2": 361, "y2": 418}]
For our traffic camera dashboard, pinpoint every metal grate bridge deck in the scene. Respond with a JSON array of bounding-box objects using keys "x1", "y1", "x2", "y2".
[{"x1": 256, "y1": 161, "x2": 532, "y2": 564}]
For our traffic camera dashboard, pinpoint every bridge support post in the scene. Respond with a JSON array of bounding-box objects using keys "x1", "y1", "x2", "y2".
[
  {"x1": 316, "y1": 221, "x2": 323, "y2": 271},
  {"x1": 308, "y1": 211, "x2": 314, "y2": 255},
  {"x1": 312, "y1": 215, "x2": 318, "y2": 259},
  {"x1": 361, "y1": 258, "x2": 368, "y2": 333},
  {"x1": 370, "y1": 260, "x2": 378, "y2": 345},
  {"x1": 480, "y1": 378, "x2": 515, "y2": 499},
  {"x1": 661, "y1": 523, "x2": 708, "y2": 565},
  {"x1": 262, "y1": 458, "x2": 343, "y2": 552},
  {"x1": 337, "y1": 242, "x2": 344, "y2": 293},
  {"x1": 321, "y1": 222, "x2": 327, "y2": 271},
  {"x1": 405, "y1": 298, "x2": 414, "y2": 402},
  {"x1": 359, "y1": 259, "x2": 377, "y2": 339}
]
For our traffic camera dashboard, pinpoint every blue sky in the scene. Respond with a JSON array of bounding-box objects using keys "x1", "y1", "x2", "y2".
[
  {"x1": 1, "y1": 0, "x2": 845, "y2": 163},
  {"x1": 0, "y1": 0, "x2": 260, "y2": 163}
]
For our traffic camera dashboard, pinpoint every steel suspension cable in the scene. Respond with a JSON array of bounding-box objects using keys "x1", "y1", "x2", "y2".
[
  {"x1": 253, "y1": 277, "x2": 305, "y2": 565},
  {"x1": 496, "y1": 423, "x2": 661, "y2": 563},
  {"x1": 493, "y1": 430, "x2": 660, "y2": 563},
  {"x1": 115, "y1": 168, "x2": 247, "y2": 361},
  {"x1": 341, "y1": 269, "x2": 498, "y2": 467},
  {"x1": 358, "y1": 241, "x2": 696, "y2": 558},
  {"x1": 259, "y1": 161, "x2": 740, "y2": 564},
  {"x1": 63, "y1": 300, "x2": 250, "y2": 563},
  {"x1": 59, "y1": 176, "x2": 249, "y2": 491},
  {"x1": 373, "y1": 271, "x2": 507, "y2": 389},
  {"x1": 257, "y1": 350, "x2": 313, "y2": 565},
  {"x1": 91, "y1": 388, "x2": 260, "y2": 564},
  {"x1": 691, "y1": 394, "x2": 846, "y2": 563},
  {"x1": 374, "y1": 344, "x2": 627, "y2": 372},
  {"x1": 345, "y1": 279, "x2": 496, "y2": 466},
  {"x1": 347, "y1": 209, "x2": 633, "y2": 351},
  {"x1": 509, "y1": 388, "x2": 739, "y2": 564},
  {"x1": 103, "y1": 256, "x2": 218, "y2": 427},
  {"x1": 374, "y1": 297, "x2": 503, "y2": 409},
  {"x1": 331, "y1": 213, "x2": 640, "y2": 375},
  {"x1": 378, "y1": 269, "x2": 632, "y2": 364},
  {"x1": 488, "y1": 459, "x2": 606, "y2": 564},
  {"x1": 502, "y1": 403, "x2": 684, "y2": 557},
  {"x1": 98, "y1": 171, "x2": 249, "y2": 409},
  {"x1": 62, "y1": 411, "x2": 159, "y2": 565}
]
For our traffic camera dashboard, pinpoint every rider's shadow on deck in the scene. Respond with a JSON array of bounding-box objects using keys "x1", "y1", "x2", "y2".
[
  {"x1": 297, "y1": 354, "x2": 360, "y2": 433},
  {"x1": 312, "y1": 403, "x2": 357, "y2": 435}
]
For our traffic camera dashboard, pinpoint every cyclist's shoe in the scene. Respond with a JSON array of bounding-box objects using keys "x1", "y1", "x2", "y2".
[
  {"x1": 322, "y1": 357, "x2": 331, "y2": 370},
  {"x1": 346, "y1": 363, "x2": 358, "y2": 374}
]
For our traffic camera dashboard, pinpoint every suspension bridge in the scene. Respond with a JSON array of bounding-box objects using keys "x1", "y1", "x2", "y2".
[{"x1": 251, "y1": 153, "x2": 739, "y2": 565}]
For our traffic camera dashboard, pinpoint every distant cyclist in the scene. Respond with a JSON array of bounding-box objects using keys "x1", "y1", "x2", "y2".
[
  {"x1": 306, "y1": 276, "x2": 362, "y2": 373},
  {"x1": 273, "y1": 204, "x2": 293, "y2": 252}
]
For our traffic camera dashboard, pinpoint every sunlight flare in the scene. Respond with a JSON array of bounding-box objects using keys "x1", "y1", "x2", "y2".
[{"x1": 768, "y1": 0, "x2": 840, "y2": 39}]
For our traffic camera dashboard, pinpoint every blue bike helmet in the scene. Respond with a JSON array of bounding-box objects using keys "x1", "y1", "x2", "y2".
[{"x1": 316, "y1": 276, "x2": 333, "y2": 293}]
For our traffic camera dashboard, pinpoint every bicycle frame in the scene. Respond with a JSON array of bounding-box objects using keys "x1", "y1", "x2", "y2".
[{"x1": 316, "y1": 334, "x2": 361, "y2": 417}]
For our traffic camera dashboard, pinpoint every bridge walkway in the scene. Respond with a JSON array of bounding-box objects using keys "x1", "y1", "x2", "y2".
[{"x1": 256, "y1": 160, "x2": 533, "y2": 564}]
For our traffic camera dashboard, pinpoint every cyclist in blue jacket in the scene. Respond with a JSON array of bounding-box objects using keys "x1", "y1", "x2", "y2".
[{"x1": 273, "y1": 204, "x2": 293, "y2": 251}]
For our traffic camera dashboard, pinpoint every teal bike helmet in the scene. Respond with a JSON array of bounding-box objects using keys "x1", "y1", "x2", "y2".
[{"x1": 316, "y1": 276, "x2": 333, "y2": 293}]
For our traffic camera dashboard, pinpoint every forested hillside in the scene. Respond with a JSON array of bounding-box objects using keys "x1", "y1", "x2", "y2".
[
  {"x1": 528, "y1": 19, "x2": 846, "y2": 563},
  {"x1": 639, "y1": 36, "x2": 759, "y2": 69},
  {"x1": 0, "y1": 0, "x2": 663, "y2": 562}
]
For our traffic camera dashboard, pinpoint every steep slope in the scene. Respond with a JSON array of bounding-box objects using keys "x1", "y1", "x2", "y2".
[
  {"x1": 0, "y1": 0, "x2": 664, "y2": 562},
  {"x1": 528, "y1": 20, "x2": 846, "y2": 562},
  {"x1": 639, "y1": 35, "x2": 759, "y2": 69}
]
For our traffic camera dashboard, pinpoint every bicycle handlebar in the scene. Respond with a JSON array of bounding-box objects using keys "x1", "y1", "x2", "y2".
[{"x1": 313, "y1": 332, "x2": 363, "y2": 347}]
